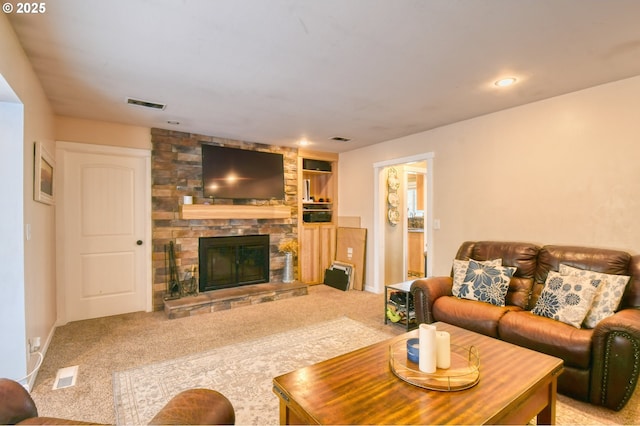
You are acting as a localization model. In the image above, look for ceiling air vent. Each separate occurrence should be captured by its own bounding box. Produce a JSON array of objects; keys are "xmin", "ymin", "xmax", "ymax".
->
[
  {"xmin": 330, "ymin": 136, "xmax": 351, "ymax": 142},
  {"xmin": 126, "ymin": 97, "xmax": 166, "ymax": 110}
]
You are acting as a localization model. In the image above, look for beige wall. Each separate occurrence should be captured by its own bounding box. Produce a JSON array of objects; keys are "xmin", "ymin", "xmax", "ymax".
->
[
  {"xmin": 56, "ymin": 115, "xmax": 151, "ymax": 149},
  {"xmin": 339, "ymin": 75, "xmax": 640, "ymax": 291},
  {"xmin": 0, "ymin": 13, "xmax": 56, "ymax": 382},
  {"xmin": 383, "ymin": 165, "xmax": 406, "ymax": 285}
]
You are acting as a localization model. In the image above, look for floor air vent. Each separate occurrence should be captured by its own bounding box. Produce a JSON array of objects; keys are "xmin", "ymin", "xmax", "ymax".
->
[{"xmin": 52, "ymin": 365, "xmax": 78, "ymax": 390}]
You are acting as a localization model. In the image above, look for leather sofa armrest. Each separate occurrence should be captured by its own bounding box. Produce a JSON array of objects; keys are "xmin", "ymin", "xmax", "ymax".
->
[
  {"xmin": 0, "ymin": 378, "xmax": 38, "ymax": 425},
  {"xmin": 411, "ymin": 276, "xmax": 453, "ymax": 324},
  {"xmin": 590, "ymin": 308, "xmax": 640, "ymax": 410},
  {"xmin": 148, "ymin": 388, "xmax": 235, "ymax": 425}
]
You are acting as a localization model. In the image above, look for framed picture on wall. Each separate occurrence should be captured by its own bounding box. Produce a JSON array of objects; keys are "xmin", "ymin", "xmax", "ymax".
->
[{"xmin": 34, "ymin": 141, "xmax": 55, "ymax": 205}]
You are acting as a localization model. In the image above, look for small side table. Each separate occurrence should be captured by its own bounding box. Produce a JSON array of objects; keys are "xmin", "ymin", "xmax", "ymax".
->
[{"xmin": 384, "ymin": 280, "xmax": 417, "ymax": 331}]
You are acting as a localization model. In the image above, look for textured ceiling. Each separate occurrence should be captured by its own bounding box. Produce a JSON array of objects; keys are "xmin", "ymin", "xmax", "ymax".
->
[{"xmin": 8, "ymin": 0, "xmax": 640, "ymax": 152}]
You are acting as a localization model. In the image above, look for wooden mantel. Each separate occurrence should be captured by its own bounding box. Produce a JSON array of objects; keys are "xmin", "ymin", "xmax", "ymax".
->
[{"xmin": 180, "ymin": 204, "xmax": 291, "ymax": 220}]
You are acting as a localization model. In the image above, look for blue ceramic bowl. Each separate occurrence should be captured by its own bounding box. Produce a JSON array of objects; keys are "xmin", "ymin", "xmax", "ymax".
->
[{"xmin": 407, "ymin": 338, "xmax": 420, "ymax": 363}]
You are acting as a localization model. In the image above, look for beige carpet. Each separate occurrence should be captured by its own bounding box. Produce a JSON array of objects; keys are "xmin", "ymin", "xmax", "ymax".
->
[
  {"xmin": 113, "ymin": 316, "xmax": 617, "ymax": 426},
  {"xmin": 29, "ymin": 285, "xmax": 640, "ymax": 424},
  {"xmin": 113, "ymin": 317, "xmax": 394, "ymax": 424}
]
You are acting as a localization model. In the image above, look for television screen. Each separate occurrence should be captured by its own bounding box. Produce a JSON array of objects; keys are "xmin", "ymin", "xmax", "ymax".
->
[{"xmin": 202, "ymin": 144, "xmax": 285, "ymax": 200}]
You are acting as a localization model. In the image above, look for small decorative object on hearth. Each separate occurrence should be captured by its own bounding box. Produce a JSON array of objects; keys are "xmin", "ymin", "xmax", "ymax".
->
[
  {"xmin": 279, "ymin": 240, "xmax": 298, "ymax": 283},
  {"xmin": 181, "ymin": 265, "xmax": 198, "ymax": 297},
  {"xmin": 164, "ymin": 241, "xmax": 181, "ymax": 300},
  {"xmin": 283, "ymin": 252, "xmax": 294, "ymax": 283}
]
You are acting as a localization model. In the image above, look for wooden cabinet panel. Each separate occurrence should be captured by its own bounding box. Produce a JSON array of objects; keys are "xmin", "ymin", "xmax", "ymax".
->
[
  {"xmin": 300, "ymin": 224, "xmax": 336, "ymax": 284},
  {"xmin": 318, "ymin": 225, "xmax": 337, "ymax": 275},
  {"xmin": 408, "ymin": 231, "xmax": 425, "ymax": 276},
  {"xmin": 300, "ymin": 226, "xmax": 319, "ymax": 283}
]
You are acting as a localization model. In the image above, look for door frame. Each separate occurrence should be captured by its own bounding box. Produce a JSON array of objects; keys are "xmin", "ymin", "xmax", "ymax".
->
[
  {"xmin": 372, "ymin": 152, "xmax": 434, "ymax": 293},
  {"xmin": 55, "ymin": 141, "xmax": 152, "ymax": 325}
]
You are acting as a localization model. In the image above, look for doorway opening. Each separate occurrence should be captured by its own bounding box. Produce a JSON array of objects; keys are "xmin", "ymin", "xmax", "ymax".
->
[
  {"xmin": 0, "ymin": 74, "xmax": 28, "ymax": 385},
  {"xmin": 372, "ymin": 153, "xmax": 434, "ymax": 293},
  {"xmin": 406, "ymin": 165, "xmax": 427, "ymax": 279}
]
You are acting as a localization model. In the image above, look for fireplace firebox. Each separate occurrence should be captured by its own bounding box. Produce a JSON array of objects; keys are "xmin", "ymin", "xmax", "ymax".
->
[{"xmin": 199, "ymin": 235, "xmax": 270, "ymax": 292}]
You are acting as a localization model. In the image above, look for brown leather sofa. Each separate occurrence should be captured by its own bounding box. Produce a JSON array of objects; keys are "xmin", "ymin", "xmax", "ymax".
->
[
  {"xmin": 411, "ymin": 241, "xmax": 640, "ymax": 411},
  {"xmin": 0, "ymin": 378, "xmax": 235, "ymax": 425}
]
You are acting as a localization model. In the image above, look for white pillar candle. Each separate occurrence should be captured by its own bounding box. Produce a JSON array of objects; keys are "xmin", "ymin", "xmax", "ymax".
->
[
  {"xmin": 183, "ymin": 195, "xmax": 193, "ymax": 204},
  {"xmin": 418, "ymin": 323, "xmax": 437, "ymax": 373},
  {"xmin": 436, "ymin": 331, "xmax": 451, "ymax": 369}
]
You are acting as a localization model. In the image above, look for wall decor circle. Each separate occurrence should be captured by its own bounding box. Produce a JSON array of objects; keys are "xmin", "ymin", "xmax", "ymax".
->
[{"xmin": 387, "ymin": 167, "xmax": 400, "ymax": 226}]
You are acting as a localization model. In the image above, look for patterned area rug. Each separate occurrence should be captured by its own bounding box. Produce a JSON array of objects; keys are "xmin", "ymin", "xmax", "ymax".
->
[
  {"xmin": 113, "ymin": 317, "xmax": 613, "ymax": 425},
  {"xmin": 113, "ymin": 317, "xmax": 394, "ymax": 425}
]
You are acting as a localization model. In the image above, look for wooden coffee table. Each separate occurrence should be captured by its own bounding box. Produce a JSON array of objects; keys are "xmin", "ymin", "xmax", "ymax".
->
[{"xmin": 273, "ymin": 322, "xmax": 563, "ymax": 425}]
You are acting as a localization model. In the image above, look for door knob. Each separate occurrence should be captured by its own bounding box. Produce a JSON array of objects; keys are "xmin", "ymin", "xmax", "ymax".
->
[{"xmin": 136, "ymin": 240, "xmax": 143, "ymax": 245}]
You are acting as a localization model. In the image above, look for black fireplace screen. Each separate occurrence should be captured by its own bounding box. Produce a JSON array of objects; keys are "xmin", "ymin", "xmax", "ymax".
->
[{"xmin": 199, "ymin": 235, "xmax": 269, "ymax": 292}]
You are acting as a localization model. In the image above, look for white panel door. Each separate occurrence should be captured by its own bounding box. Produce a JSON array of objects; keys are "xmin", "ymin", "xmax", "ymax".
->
[{"xmin": 59, "ymin": 144, "xmax": 149, "ymax": 322}]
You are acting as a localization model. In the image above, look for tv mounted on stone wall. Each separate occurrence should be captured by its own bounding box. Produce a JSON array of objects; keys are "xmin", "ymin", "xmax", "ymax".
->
[{"xmin": 202, "ymin": 144, "xmax": 285, "ymax": 200}]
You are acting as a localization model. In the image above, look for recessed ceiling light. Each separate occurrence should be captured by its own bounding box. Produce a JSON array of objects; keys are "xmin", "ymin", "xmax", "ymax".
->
[
  {"xmin": 494, "ymin": 77, "xmax": 517, "ymax": 87},
  {"xmin": 298, "ymin": 139, "xmax": 311, "ymax": 146}
]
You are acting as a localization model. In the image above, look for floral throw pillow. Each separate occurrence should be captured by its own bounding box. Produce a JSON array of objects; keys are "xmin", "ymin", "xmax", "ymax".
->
[
  {"xmin": 532, "ymin": 271, "xmax": 601, "ymax": 328},
  {"xmin": 559, "ymin": 264, "xmax": 630, "ymax": 328},
  {"xmin": 457, "ymin": 260, "xmax": 516, "ymax": 306},
  {"xmin": 452, "ymin": 258, "xmax": 502, "ymax": 297}
]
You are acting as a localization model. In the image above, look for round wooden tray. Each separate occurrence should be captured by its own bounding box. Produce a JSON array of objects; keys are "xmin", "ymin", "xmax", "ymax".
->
[{"xmin": 389, "ymin": 339, "xmax": 480, "ymax": 391}]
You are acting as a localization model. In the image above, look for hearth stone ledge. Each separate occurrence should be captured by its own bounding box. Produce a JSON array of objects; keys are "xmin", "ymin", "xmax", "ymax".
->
[{"xmin": 163, "ymin": 281, "xmax": 308, "ymax": 319}]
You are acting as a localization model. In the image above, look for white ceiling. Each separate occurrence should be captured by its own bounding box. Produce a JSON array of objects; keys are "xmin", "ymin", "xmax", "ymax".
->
[{"xmin": 8, "ymin": 0, "xmax": 640, "ymax": 152}]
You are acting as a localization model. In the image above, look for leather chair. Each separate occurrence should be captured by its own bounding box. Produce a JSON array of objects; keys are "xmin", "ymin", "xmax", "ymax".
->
[{"xmin": 0, "ymin": 378, "xmax": 235, "ymax": 425}]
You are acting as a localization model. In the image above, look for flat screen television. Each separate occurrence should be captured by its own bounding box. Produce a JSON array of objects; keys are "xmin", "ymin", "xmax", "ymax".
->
[{"xmin": 202, "ymin": 144, "xmax": 285, "ymax": 200}]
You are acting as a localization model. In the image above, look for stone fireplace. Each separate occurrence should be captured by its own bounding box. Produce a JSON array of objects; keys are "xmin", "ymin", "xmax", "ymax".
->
[
  {"xmin": 151, "ymin": 128, "xmax": 298, "ymax": 310},
  {"xmin": 199, "ymin": 235, "xmax": 270, "ymax": 292}
]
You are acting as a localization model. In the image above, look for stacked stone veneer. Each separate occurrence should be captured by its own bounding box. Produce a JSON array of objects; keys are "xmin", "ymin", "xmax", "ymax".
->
[{"xmin": 151, "ymin": 128, "xmax": 298, "ymax": 311}]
